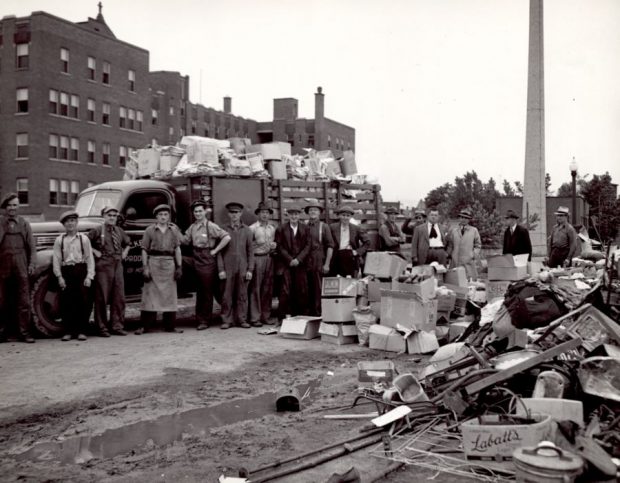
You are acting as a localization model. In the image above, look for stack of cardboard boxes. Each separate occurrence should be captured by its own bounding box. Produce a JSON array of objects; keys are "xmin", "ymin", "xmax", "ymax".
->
[
  {"xmin": 485, "ymin": 254, "xmax": 529, "ymax": 302},
  {"xmin": 319, "ymin": 277, "xmax": 360, "ymax": 345}
]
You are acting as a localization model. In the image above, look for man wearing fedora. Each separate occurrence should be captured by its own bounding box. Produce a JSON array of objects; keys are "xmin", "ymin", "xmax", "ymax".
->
[
  {"xmin": 329, "ymin": 205, "xmax": 370, "ymax": 277},
  {"xmin": 0, "ymin": 193, "xmax": 36, "ymax": 343},
  {"xmin": 547, "ymin": 206, "xmax": 578, "ymax": 268},
  {"xmin": 411, "ymin": 208, "xmax": 448, "ymax": 266},
  {"xmin": 136, "ymin": 204, "xmax": 183, "ymax": 334},
  {"xmin": 276, "ymin": 204, "xmax": 311, "ymax": 321},
  {"xmin": 52, "ymin": 211, "xmax": 95, "ymax": 341},
  {"xmin": 88, "ymin": 206, "xmax": 131, "ymax": 337},
  {"xmin": 249, "ymin": 201, "xmax": 277, "ymax": 326},
  {"xmin": 379, "ymin": 207, "xmax": 405, "ymax": 252},
  {"xmin": 402, "ymin": 209, "xmax": 427, "ymax": 236},
  {"xmin": 502, "ymin": 210, "xmax": 532, "ymax": 261},
  {"xmin": 182, "ymin": 200, "xmax": 230, "ymax": 330},
  {"xmin": 446, "ymin": 207, "xmax": 481, "ymax": 279},
  {"xmin": 218, "ymin": 202, "xmax": 254, "ymax": 329},
  {"xmin": 305, "ymin": 200, "xmax": 334, "ymax": 316}
]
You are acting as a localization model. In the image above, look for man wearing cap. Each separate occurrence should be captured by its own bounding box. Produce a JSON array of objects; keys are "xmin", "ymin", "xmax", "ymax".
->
[
  {"xmin": 276, "ymin": 204, "xmax": 311, "ymax": 320},
  {"xmin": 249, "ymin": 201, "xmax": 277, "ymax": 326},
  {"xmin": 53, "ymin": 211, "xmax": 95, "ymax": 341},
  {"xmin": 88, "ymin": 206, "xmax": 130, "ymax": 337},
  {"xmin": 182, "ymin": 200, "xmax": 230, "ymax": 330},
  {"xmin": 329, "ymin": 205, "xmax": 370, "ymax": 277},
  {"xmin": 379, "ymin": 207, "xmax": 405, "ymax": 252},
  {"xmin": 219, "ymin": 202, "xmax": 254, "ymax": 329},
  {"xmin": 402, "ymin": 209, "xmax": 426, "ymax": 236},
  {"xmin": 411, "ymin": 208, "xmax": 448, "ymax": 266},
  {"xmin": 547, "ymin": 206, "xmax": 578, "ymax": 268},
  {"xmin": 137, "ymin": 204, "xmax": 183, "ymax": 334},
  {"xmin": 305, "ymin": 200, "xmax": 334, "ymax": 316},
  {"xmin": 0, "ymin": 193, "xmax": 36, "ymax": 343},
  {"xmin": 502, "ymin": 210, "xmax": 532, "ymax": 261},
  {"xmin": 446, "ymin": 207, "xmax": 481, "ymax": 279}
]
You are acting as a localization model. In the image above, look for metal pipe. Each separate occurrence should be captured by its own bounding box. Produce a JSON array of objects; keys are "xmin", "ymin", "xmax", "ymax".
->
[
  {"xmin": 243, "ymin": 427, "xmax": 384, "ymax": 477},
  {"xmin": 249, "ymin": 433, "xmax": 384, "ymax": 483}
]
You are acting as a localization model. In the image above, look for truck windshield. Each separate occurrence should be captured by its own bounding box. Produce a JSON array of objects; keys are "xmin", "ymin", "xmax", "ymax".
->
[{"xmin": 75, "ymin": 190, "xmax": 122, "ymax": 217}]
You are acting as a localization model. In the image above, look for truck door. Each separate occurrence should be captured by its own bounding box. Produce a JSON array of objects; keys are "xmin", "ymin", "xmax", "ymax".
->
[{"xmin": 121, "ymin": 190, "xmax": 173, "ymax": 298}]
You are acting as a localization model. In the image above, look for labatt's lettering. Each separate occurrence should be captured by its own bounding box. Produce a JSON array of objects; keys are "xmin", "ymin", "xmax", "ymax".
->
[{"xmin": 471, "ymin": 429, "xmax": 521, "ymax": 452}]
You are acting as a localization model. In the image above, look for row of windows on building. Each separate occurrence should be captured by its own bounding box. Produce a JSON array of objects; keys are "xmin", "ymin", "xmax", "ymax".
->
[
  {"xmin": 14, "ymin": 87, "xmax": 144, "ymax": 131},
  {"xmin": 12, "ymin": 43, "xmax": 136, "ymax": 91},
  {"xmin": 14, "ymin": 132, "xmax": 132, "ymax": 167},
  {"xmin": 327, "ymin": 134, "xmax": 351, "ymax": 151},
  {"xmin": 15, "ymin": 177, "xmax": 95, "ymax": 207}
]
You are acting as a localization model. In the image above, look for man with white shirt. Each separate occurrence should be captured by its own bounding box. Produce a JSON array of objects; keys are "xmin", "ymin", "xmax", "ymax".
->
[
  {"xmin": 329, "ymin": 205, "xmax": 370, "ymax": 277},
  {"xmin": 275, "ymin": 204, "xmax": 310, "ymax": 321},
  {"xmin": 411, "ymin": 208, "xmax": 448, "ymax": 265},
  {"xmin": 249, "ymin": 201, "xmax": 277, "ymax": 326},
  {"xmin": 52, "ymin": 210, "xmax": 95, "ymax": 341}
]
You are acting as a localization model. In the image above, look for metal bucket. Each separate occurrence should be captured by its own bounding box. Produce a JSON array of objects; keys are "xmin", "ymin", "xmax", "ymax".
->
[
  {"xmin": 275, "ymin": 387, "xmax": 300, "ymax": 412},
  {"xmin": 513, "ymin": 442, "xmax": 584, "ymax": 483}
]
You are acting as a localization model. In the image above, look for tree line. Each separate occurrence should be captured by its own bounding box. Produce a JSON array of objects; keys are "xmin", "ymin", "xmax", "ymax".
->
[{"xmin": 423, "ymin": 171, "xmax": 620, "ymax": 247}]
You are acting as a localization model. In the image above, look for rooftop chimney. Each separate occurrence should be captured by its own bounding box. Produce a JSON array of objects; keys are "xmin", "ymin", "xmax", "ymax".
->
[
  {"xmin": 223, "ymin": 96, "xmax": 231, "ymax": 114},
  {"xmin": 314, "ymin": 87, "xmax": 324, "ymax": 120}
]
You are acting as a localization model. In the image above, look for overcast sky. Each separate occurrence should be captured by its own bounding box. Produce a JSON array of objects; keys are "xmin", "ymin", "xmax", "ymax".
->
[{"xmin": 5, "ymin": 0, "xmax": 620, "ymax": 207}]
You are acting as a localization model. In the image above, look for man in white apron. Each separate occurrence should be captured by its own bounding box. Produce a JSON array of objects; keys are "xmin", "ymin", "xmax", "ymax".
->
[{"xmin": 136, "ymin": 204, "xmax": 183, "ymax": 334}]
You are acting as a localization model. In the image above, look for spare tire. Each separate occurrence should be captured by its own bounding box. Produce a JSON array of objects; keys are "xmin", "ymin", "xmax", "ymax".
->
[{"xmin": 31, "ymin": 271, "xmax": 64, "ymax": 337}]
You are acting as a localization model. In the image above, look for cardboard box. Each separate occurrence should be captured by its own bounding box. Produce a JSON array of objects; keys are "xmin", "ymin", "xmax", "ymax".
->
[
  {"xmin": 527, "ymin": 261, "xmax": 543, "ymax": 276},
  {"xmin": 487, "ymin": 254, "xmax": 529, "ymax": 281},
  {"xmin": 367, "ymin": 280, "xmax": 391, "ymax": 302},
  {"xmin": 443, "ymin": 284, "xmax": 469, "ymax": 316},
  {"xmin": 279, "ymin": 316, "xmax": 322, "ymax": 340},
  {"xmin": 436, "ymin": 292, "xmax": 457, "ymax": 313},
  {"xmin": 181, "ymin": 136, "xmax": 219, "ymax": 165},
  {"xmin": 380, "ymin": 290, "xmax": 437, "ymax": 332},
  {"xmin": 357, "ymin": 360, "xmax": 396, "ymax": 386},
  {"xmin": 321, "ymin": 297, "xmax": 356, "ymax": 322},
  {"xmin": 391, "ymin": 277, "xmax": 436, "ymax": 302},
  {"xmin": 368, "ymin": 325, "xmax": 406, "ymax": 353},
  {"xmin": 461, "ymin": 414, "xmax": 554, "ymax": 460},
  {"xmin": 325, "ymin": 160, "xmax": 342, "ymax": 177},
  {"xmin": 248, "ymin": 142, "xmax": 291, "ymax": 161},
  {"xmin": 407, "ymin": 331, "xmax": 439, "ymax": 354},
  {"xmin": 319, "ymin": 322, "xmax": 358, "ymax": 345},
  {"xmin": 485, "ymin": 280, "xmax": 511, "ymax": 302},
  {"xmin": 136, "ymin": 148, "xmax": 160, "ymax": 176},
  {"xmin": 364, "ymin": 252, "xmax": 407, "ymax": 279},
  {"xmin": 340, "ymin": 150, "xmax": 358, "ymax": 176},
  {"xmin": 445, "ymin": 267, "xmax": 467, "ymax": 287},
  {"xmin": 160, "ymin": 154, "xmax": 181, "ymax": 171},
  {"xmin": 322, "ymin": 277, "xmax": 359, "ymax": 297}
]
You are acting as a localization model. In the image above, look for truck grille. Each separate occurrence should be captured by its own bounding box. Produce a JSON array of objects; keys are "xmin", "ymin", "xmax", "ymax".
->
[{"xmin": 36, "ymin": 235, "xmax": 57, "ymax": 250}]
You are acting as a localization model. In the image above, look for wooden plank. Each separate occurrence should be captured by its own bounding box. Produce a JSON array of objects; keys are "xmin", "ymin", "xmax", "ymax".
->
[{"xmin": 464, "ymin": 338, "xmax": 582, "ymax": 396}]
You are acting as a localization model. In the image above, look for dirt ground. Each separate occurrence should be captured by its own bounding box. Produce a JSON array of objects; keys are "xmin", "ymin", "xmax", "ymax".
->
[{"xmin": 0, "ymin": 301, "xmax": 480, "ymax": 483}]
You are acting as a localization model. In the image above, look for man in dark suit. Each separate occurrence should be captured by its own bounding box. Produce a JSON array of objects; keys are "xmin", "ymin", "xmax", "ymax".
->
[
  {"xmin": 329, "ymin": 205, "xmax": 370, "ymax": 277},
  {"xmin": 502, "ymin": 210, "xmax": 532, "ymax": 261},
  {"xmin": 275, "ymin": 204, "xmax": 310, "ymax": 321},
  {"xmin": 411, "ymin": 208, "xmax": 448, "ymax": 265}
]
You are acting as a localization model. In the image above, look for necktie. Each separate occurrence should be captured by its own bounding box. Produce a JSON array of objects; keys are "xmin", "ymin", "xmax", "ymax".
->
[
  {"xmin": 108, "ymin": 226, "xmax": 120, "ymax": 252},
  {"xmin": 461, "ymin": 226, "xmax": 465, "ymax": 236},
  {"xmin": 430, "ymin": 224, "xmax": 438, "ymax": 239}
]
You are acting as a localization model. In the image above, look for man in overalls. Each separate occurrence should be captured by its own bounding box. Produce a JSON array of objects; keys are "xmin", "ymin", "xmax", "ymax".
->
[
  {"xmin": 88, "ymin": 206, "xmax": 130, "ymax": 336},
  {"xmin": 136, "ymin": 204, "xmax": 183, "ymax": 334},
  {"xmin": 0, "ymin": 194, "xmax": 35, "ymax": 343},
  {"xmin": 249, "ymin": 201, "xmax": 277, "ymax": 327},
  {"xmin": 304, "ymin": 200, "xmax": 334, "ymax": 316},
  {"xmin": 182, "ymin": 200, "xmax": 230, "ymax": 330},
  {"xmin": 218, "ymin": 202, "xmax": 254, "ymax": 329},
  {"xmin": 52, "ymin": 211, "xmax": 95, "ymax": 341}
]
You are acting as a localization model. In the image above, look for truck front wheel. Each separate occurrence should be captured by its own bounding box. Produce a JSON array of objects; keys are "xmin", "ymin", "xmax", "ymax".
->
[{"xmin": 31, "ymin": 271, "xmax": 64, "ymax": 337}]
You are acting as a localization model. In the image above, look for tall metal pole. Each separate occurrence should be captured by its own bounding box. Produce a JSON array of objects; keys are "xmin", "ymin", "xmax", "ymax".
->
[{"xmin": 570, "ymin": 157, "xmax": 578, "ymax": 224}]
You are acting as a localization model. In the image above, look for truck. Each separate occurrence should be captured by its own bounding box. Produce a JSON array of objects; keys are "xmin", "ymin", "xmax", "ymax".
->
[{"xmin": 30, "ymin": 175, "xmax": 383, "ymax": 336}]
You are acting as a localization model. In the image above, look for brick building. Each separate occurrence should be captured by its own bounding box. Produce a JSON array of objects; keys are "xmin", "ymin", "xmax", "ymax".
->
[
  {"xmin": 0, "ymin": 8, "xmax": 355, "ymax": 220},
  {"xmin": 0, "ymin": 9, "xmax": 149, "ymax": 220}
]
